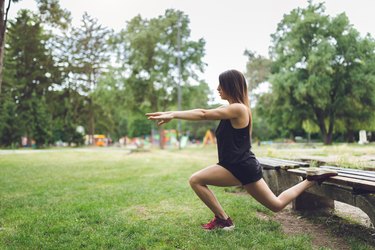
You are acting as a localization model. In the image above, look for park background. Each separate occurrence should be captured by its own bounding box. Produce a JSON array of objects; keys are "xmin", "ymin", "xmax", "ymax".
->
[
  {"xmin": 1, "ymin": 0, "xmax": 375, "ymax": 249},
  {"xmin": 0, "ymin": 0, "xmax": 374, "ymax": 148}
]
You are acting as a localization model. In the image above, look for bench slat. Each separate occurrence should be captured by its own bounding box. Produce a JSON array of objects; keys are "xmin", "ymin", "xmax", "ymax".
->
[
  {"xmin": 261, "ymin": 157, "xmax": 310, "ymax": 166},
  {"xmin": 320, "ymin": 166, "xmax": 375, "ymax": 177},
  {"xmin": 328, "ymin": 176, "xmax": 375, "ymax": 192},
  {"xmin": 334, "ymin": 173, "xmax": 375, "ymax": 182},
  {"xmin": 258, "ymin": 157, "xmax": 308, "ymax": 170}
]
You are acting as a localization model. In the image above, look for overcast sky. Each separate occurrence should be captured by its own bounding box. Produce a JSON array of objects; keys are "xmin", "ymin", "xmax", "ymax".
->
[{"xmin": 8, "ymin": 0, "xmax": 375, "ymax": 97}]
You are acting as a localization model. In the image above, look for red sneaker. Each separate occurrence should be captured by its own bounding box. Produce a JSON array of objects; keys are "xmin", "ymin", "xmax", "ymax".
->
[{"xmin": 201, "ymin": 216, "xmax": 235, "ymax": 231}]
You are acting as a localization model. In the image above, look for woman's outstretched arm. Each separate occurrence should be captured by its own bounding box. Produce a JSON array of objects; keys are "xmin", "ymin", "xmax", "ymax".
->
[{"xmin": 146, "ymin": 104, "xmax": 247, "ymax": 126}]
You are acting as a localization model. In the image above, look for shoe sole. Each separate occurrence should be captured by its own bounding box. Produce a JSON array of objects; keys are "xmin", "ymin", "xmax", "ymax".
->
[
  {"xmin": 202, "ymin": 225, "xmax": 235, "ymax": 231},
  {"xmin": 222, "ymin": 225, "xmax": 235, "ymax": 231}
]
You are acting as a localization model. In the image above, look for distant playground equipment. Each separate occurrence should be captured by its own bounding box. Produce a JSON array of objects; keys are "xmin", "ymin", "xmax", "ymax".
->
[
  {"xmin": 150, "ymin": 129, "xmax": 189, "ymax": 148},
  {"xmin": 84, "ymin": 134, "xmax": 110, "ymax": 146},
  {"xmin": 94, "ymin": 134, "xmax": 107, "ymax": 146},
  {"xmin": 202, "ymin": 130, "xmax": 216, "ymax": 146}
]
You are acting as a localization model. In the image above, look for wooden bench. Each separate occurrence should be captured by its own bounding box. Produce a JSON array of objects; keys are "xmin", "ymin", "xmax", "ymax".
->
[{"xmin": 258, "ymin": 157, "xmax": 375, "ymax": 227}]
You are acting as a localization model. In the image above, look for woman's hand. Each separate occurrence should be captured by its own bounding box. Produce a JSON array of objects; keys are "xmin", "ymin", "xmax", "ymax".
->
[{"xmin": 146, "ymin": 112, "xmax": 173, "ymax": 126}]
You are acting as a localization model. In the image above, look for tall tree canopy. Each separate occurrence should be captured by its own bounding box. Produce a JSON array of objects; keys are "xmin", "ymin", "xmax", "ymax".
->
[
  {"xmin": 113, "ymin": 9, "xmax": 207, "ymax": 148},
  {"xmin": 244, "ymin": 50, "xmax": 272, "ymax": 92},
  {"xmin": 64, "ymin": 12, "xmax": 111, "ymax": 143},
  {"xmin": 1, "ymin": 10, "xmax": 60, "ymax": 147},
  {"xmin": 268, "ymin": 1, "xmax": 375, "ymax": 144},
  {"xmin": 0, "ymin": 0, "xmax": 70, "ymax": 96}
]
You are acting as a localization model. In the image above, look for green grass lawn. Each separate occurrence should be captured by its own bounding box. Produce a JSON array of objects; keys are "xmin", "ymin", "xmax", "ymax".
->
[{"xmin": 0, "ymin": 145, "xmax": 373, "ymax": 249}]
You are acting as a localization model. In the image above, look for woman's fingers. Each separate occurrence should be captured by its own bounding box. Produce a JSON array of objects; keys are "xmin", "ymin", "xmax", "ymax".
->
[
  {"xmin": 146, "ymin": 112, "xmax": 166, "ymax": 117},
  {"xmin": 147, "ymin": 116, "xmax": 163, "ymax": 120},
  {"xmin": 145, "ymin": 112, "xmax": 171, "ymax": 126}
]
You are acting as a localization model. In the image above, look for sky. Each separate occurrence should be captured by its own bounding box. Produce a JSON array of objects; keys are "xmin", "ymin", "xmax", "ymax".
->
[{"xmin": 8, "ymin": 0, "xmax": 375, "ymax": 99}]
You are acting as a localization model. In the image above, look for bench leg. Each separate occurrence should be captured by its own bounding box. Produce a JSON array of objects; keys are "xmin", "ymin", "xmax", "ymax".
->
[
  {"xmin": 293, "ymin": 192, "xmax": 334, "ymax": 211},
  {"xmin": 356, "ymin": 194, "xmax": 375, "ymax": 227}
]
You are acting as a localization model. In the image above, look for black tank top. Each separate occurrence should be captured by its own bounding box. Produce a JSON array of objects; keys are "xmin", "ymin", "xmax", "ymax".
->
[{"xmin": 215, "ymin": 119, "xmax": 255, "ymax": 166}]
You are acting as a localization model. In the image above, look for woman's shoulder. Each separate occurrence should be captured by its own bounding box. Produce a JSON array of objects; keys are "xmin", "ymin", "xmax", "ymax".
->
[{"xmin": 228, "ymin": 103, "xmax": 248, "ymax": 112}]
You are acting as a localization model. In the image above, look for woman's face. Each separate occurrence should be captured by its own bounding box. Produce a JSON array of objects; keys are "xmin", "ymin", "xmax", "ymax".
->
[{"xmin": 217, "ymin": 84, "xmax": 228, "ymax": 100}]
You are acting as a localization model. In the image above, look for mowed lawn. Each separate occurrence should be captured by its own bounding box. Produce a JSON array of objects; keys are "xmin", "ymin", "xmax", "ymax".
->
[{"xmin": 0, "ymin": 145, "xmax": 370, "ymax": 249}]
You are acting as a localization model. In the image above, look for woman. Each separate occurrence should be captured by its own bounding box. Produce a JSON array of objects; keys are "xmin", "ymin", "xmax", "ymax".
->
[{"xmin": 146, "ymin": 69, "xmax": 337, "ymax": 231}]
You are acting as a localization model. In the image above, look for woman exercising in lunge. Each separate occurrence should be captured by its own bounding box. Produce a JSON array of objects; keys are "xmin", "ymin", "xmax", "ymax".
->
[{"xmin": 146, "ymin": 69, "xmax": 337, "ymax": 230}]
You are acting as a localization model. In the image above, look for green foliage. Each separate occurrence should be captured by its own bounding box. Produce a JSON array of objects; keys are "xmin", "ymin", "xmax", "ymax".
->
[
  {"xmin": 46, "ymin": 89, "xmax": 87, "ymax": 145},
  {"xmin": 244, "ymin": 50, "xmax": 272, "ymax": 91},
  {"xmin": 255, "ymin": 92, "xmax": 298, "ymax": 139},
  {"xmin": 114, "ymin": 9, "xmax": 207, "ymax": 114},
  {"xmin": 0, "ymin": 94, "xmax": 20, "ymax": 147},
  {"xmin": 29, "ymin": 92, "xmax": 52, "ymax": 147},
  {"xmin": 302, "ymin": 120, "xmax": 320, "ymax": 134},
  {"xmin": 267, "ymin": 2, "xmax": 375, "ymax": 144},
  {"xmin": 54, "ymin": 12, "xmax": 112, "ymax": 139},
  {"xmin": 2, "ymin": 10, "xmax": 59, "ymax": 147},
  {"xmin": 35, "ymin": 0, "xmax": 71, "ymax": 29},
  {"xmin": 252, "ymin": 108, "xmax": 278, "ymax": 141},
  {"xmin": 2, "ymin": 7, "xmax": 210, "ymax": 146},
  {"xmin": 129, "ymin": 118, "xmax": 151, "ymax": 138},
  {"xmin": 106, "ymin": 9, "xmax": 210, "ymax": 143},
  {"xmin": 92, "ymin": 68, "xmax": 130, "ymax": 140}
]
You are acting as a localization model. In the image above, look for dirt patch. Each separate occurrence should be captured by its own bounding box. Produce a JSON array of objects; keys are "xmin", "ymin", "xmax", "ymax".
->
[
  {"xmin": 257, "ymin": 205, "xmax": 351, "ymax": 250},
  {"xmin": 257, "ymin": 204, "xmax": 375, "ymax": 249}
]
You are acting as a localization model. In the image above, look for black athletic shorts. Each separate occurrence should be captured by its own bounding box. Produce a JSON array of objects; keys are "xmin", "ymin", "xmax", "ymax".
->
[{"xmin": 218, "ymin": 157, "xmax": 263, "ymax": 185}]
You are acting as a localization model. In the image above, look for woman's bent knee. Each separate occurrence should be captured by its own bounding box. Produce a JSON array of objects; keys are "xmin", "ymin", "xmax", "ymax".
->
[{"xmin": 188, "ymin": 174, "xmax": 199, "ymax": 186}]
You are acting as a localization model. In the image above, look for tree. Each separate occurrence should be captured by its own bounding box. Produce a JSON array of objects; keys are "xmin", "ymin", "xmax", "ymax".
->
[
  {"xmin": 243, "ymin": 50, "xmax": 272, "ymax": 92},
  {"xmin": 0, "ymin": 0, "xmax": 15, "ymax": 96},
  {"xmin": 0, "ymin": 94, "xmax": 20, "ymax": 147},
  {"xmin": 2, "ymin": 10, "xmax": 59, "ymax": 146},
  {"xmin": 93, "ymin": 68, "xmax": 130, "ymax": 141},
  {"xmin": 0, "ymin": 0, "xmax": 70, "ymax": 97},
  {"xmin": 254, "ymin": 91, "xmax": 297, "ymax": 140},
  {"xmin": 29, "ymin": 92, "xmax": 52, "ymax": 147},
  {"xmin": 114, "ymin": 9, "xmax": 206, "ymax": 148},
  {"xmin": 269, "ymin": 2, "xmax": 375, "ymax": 144},
  {"xmin": 65, "ymin": 12, "xmax": 111, "ymax": 144}
]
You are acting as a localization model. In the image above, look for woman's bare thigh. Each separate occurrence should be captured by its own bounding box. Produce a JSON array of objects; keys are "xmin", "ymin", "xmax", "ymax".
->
[
  {"xmin": 243, "ymin": 178, "xmax": 280, "ymax": 210},
  {"xmin": 191, "ymin": 164, "xmax": 242, "ymax": 187}
]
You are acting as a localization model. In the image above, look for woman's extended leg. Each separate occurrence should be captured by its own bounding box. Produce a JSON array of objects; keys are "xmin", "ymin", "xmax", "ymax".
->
[
  {"xmin": 189, "ymin": 165, "xmax": 241, "ymax": 219},
  {"xmin": 243, "ymin": 178, "xmax": 315, "ymax": 212}
]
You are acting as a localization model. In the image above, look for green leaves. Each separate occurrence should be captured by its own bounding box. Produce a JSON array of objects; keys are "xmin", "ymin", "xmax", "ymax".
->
[
  {"xmin": 1, "ymin": 10, "xmax": 58, "ymax": 147},
  {"xmin": 1, "ymin": 7, "xmax": 210, "ymax": 147},
  {"xmin": 265, "ymin": 2, "xmax": 375, "ymax": 144},
  {"xmin": 115, "ymin": 9, "xmax": 206, "ymax": 113}
]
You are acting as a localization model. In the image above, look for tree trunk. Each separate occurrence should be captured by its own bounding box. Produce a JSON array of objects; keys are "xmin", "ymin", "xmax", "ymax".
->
[
  {"xmin": 88, "ymin": 97, "xmax": 95, "ymax": 145},
  {"xmin": 0, "ymin": 0, "xmax": 11, "ymax": 97},
  {"xmin": 346, "ymin": 130, "xmax": 355, "ymax": 143},
  {"xmin": 323, "ymin": 133, "xmax": 333, "ymax": 145},
  {"xmin": 316, "ymin": 113, "xmax": 329, "ymax": 145},
  {"xmin": 315, "ymin": 109, "xmax": 334, "ymax": 145},
  {"xmin": 0, "ymin": 38, "xmax": 4, "ymax": 96},
  {"xmin": 0, "ymin": 0, "xmax": 6, "ymax": 96},
  {"xmin": 158, "ymin": 126, "xmax": 165, "ymax": 149},
  {"xmin": 89, "ymin": 100, "xmax": 95, "ymax": 145},
  {"xmin": 326, "ymin": 112, "xmax": 335, "ymax": 145}
]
